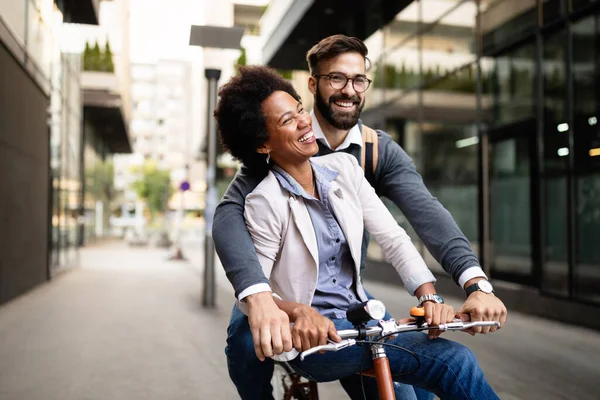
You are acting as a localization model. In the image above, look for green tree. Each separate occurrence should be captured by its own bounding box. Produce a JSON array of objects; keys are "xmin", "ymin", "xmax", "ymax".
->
[
  {"xmin": 384, "ymin": 64, "xmax": 396, "ymax": 88},
  {"xmin": 91, "ymin": 41, "xmax": 102, "ymax": 71},
  {"xmin": 103, "ymin": 40, "xmax": 115, "ymax": 72},
  {"xmin": 278, "ymin": 70, "xmax": 293, "ymax": 80},
  {"xmin": 83, "ymin": 42, "xmax": 92, "ymax": 71},
  {"xmin": 131, "ymin": 162, "xmax": 172, "ymax": 220},
  {"xmin": 85, "ymin": 159, "xmax": 119, "ymax": 232},
  {"xmin": 236, "ymin": 47, "xmax": 247, "ymax": 73},
  {"xmin": 85, "ymin": 160, "xmax": 116, "ymax": 204}
]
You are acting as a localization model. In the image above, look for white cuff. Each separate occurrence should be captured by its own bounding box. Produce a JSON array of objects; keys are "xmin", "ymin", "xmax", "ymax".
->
[
  {"xmin": 404, "ymin": 271, "xmax": 437, "ymax": 297},
  {"xmin": 238, "ymin": 283, "xmax": 272, "ymax": 302},
  {"xmin": 457, "ymin": 266, "xmax": 488, "ymax": 289}
]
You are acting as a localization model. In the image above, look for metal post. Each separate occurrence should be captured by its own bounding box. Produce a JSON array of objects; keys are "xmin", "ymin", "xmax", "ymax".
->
[
  {"xmin": 202, "ymin": 68, "xmax": 221, "ymax": 308},
  {"xmin": 475, "ymin": 0, "xmax": 491, "ymax": 276}
]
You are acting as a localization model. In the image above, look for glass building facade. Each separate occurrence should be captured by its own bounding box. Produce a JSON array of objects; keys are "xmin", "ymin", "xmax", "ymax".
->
[
  {"xmin": 361, "ymin": 0, "xmax": 600, "ymax": 305},
  {"xmin": 49, "ymin": 52, "xmax": 83, "ymax": 274},
  {"xmin": 1, "ymin": 0, "xmax": 124, "ymax": 278}
]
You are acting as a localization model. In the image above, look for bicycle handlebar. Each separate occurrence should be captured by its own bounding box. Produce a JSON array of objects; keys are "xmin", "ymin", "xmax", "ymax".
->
[{"xmin": 300, "ymin": 319, "xmax": 500, "ymax": 361}]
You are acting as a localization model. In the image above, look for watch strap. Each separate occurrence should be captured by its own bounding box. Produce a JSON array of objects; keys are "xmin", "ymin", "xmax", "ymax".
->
[{"xmin": 465, "ymin": 281, "xmax": 493, "ymax": 296}]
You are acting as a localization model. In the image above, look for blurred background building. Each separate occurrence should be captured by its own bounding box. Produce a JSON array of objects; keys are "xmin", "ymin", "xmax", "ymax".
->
[
  {"xmin": 260, "ymin": 0, "xmax": 600, "ymax": 319},
  {"xmin": 0, "ymin": 0, "xmax": 132, "ymax": 304},
  {"xmin": 0, "ymin": 0, "xmax": 267, "ymax": 305}
]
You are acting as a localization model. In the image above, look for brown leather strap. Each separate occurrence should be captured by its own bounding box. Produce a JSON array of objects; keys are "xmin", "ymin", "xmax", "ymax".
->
[{"xmin": 361, "ymin": 125, "xmax": 379, "ymax": 182}]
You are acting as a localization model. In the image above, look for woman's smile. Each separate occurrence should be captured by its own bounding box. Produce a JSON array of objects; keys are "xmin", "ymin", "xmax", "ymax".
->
[{"xmin": 298, "ymin": 130, "xmax": 315, "ymax": 144}]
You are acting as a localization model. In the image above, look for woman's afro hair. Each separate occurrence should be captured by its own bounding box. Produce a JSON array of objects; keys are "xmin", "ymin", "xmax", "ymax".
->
[{"xmin": 214, "ymin": 65, "xmax": 301, "ymax": 174}]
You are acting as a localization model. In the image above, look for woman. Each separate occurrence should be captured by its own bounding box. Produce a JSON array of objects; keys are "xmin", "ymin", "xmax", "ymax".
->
[{"xmin": 214, "ymin": 66, "xmax": 498, "ymax": 400}]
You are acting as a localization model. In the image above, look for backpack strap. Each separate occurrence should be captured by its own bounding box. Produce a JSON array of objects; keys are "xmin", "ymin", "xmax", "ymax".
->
[{"xmin": 361, "ymin": 125, "xmax": 379, "ymax": 184}]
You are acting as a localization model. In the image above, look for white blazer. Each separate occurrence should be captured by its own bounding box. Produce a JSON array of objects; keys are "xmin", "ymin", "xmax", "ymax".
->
[{"xmin": 238, "ymin": 153, "xmax": 435, "ymax": 315}]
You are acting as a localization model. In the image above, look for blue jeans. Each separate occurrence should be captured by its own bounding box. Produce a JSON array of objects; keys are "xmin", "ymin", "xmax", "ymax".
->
[{"xmin": 226, "ymin": 303, "xmax": 436, "ymax": 400}]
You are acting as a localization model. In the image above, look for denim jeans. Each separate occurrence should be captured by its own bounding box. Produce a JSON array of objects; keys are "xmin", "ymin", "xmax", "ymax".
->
[
  {"xmin": 287, "ymin": 316, "xmax": 499, "ymax": 400},
  {"xmin": 226, "ymin": 303, "xmax": 436, "ymax": 400}
]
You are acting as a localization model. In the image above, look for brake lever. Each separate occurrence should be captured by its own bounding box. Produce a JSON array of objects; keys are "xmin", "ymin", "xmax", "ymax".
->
[{"xmin": 300, "ymin": 339, "xmax": 357, "ymax": 361}]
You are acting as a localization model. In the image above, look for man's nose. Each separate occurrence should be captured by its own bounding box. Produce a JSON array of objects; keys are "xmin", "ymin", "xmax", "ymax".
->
[{"xmin": 340, "ymin": 79, "xmax": 356, "ymax": 97}]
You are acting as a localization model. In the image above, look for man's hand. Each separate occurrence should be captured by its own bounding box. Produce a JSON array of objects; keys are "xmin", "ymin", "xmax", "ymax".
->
[
  {"xmin": 422, "ymin": 302, "xmax": 455, "ymax": 339},
  {"xmin": 246, "ymin": 292, "xmax": 293, "ymax": 361},
  {"xmin": 290, "ymin": 305, "xmax": 341, "ymax": 352},
  {"xmin": 456, "ymin": 291, "xmax": 507, "ymax": 335}
]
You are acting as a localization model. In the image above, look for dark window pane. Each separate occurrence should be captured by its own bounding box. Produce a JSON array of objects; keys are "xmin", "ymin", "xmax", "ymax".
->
[
  {"xmin": 481, "ymin": 2, "xmax": 537, "ymax": 55},
  {"xmin": 487, "ymin": 42, "xmax": 536, "ymax": 126},
  {"xmin": 576, "ymin": 173, "xmax": 600, "ymax": 303},
  {"xmin": 490, "ymin": 135, "xmax": 533, "ymax": 276},
  {"xmin": 421, "ymin": 122, "xmax": 479, "ymax": 243},
  {"xmin": 573, "ymin": 14, "xmax": 600, "ymax": 304},
  {"xmin": 542, "ymin": 0, "xmax": 563, "ymax": 26},
  {"xmin": 541, "ymin": 28, "xmax": 569, "ymax": 295}
]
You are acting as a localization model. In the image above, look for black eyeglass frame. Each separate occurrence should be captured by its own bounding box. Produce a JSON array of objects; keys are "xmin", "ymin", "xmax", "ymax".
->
[{"xmin": 312, "ymin": 73, "xmax": 372, "ymax": 93}]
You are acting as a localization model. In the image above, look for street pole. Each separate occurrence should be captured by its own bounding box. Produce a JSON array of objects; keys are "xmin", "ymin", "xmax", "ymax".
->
[
  {"xmin": 202, "ymin": 68, "xmax": 221, "ymax": 308},
  {"xmin": 188, "ymin": 24, "xmax": 243, "ymax": 308}
]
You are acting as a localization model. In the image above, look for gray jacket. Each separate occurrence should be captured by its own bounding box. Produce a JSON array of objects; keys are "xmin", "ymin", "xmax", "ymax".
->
[{"xmin": 212, "ymin": 127, "xmax": 481, "ymax": 298}]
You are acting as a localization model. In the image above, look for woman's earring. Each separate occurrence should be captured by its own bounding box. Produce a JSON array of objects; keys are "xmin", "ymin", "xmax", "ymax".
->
[{"xmin": 266, "ymin": 150, "xmax": 271, "ymax": 164}]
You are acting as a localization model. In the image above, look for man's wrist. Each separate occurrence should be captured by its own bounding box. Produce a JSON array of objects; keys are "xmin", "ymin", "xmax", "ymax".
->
[
  {"xmin": 464, "ymin": 278, "xmax": 495, "ymax": 296},
  {"xmin": 464, "ymin": 277, "xmax": 486, "ymax": 290},
  {"xmin": 246, "ymin": 291, "xmax": 276, "ymax": 307},
  {"xmin": 290, "ymin": 304, "xmax": 313, "ymax": 322},
  {"xmin": 238, "ymin": 283, "xmax": 272, "ymax": 302}
]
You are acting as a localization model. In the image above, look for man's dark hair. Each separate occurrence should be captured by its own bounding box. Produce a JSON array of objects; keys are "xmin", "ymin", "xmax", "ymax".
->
[
  {"xmin": 306, "ymin": 34, "xmax": 369, "ymax": 75},
  {"xmin": 214, "ymin": 65, "xmax": 301, "ymax": 175}
]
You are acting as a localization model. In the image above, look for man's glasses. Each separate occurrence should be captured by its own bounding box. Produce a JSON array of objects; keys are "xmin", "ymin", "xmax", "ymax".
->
[{"xmin": 312, "ymin": 73, "xmax": 372, "ymax": 93}]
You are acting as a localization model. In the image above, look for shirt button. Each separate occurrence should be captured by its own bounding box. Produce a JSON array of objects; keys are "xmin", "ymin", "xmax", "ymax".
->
[
  {"xmin": 331, "ymin": 256, "xmax": 336, "ymax": 261},
  {"xmin": 349, "ymin": 294, "xmax": 353, "ymax": 299},
  {"xmin": 335, "ymin": 238, "xmax": 340, "ymax": 243},
  {"xmin": 333, "ymin": 279, "xmax": 337, "ymax": 284}
]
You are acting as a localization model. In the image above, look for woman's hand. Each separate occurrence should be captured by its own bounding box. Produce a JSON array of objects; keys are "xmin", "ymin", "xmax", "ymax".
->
[
  {"xmin": 422, "ymin": 301, "xmax": 455, "ymax": 339},
  {"xmin": 290, "ymin": 305, "xmax": 341, "ymax": 352}
]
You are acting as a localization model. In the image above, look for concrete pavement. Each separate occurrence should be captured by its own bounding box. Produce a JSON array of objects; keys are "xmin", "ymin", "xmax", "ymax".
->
[{"xmin": 0, "ymin": 239, "xmax": 599, "ymax": 400}]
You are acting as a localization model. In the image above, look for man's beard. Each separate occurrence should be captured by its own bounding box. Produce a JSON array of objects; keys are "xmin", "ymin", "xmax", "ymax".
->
[{"xmin": 315, "ymin": 86, "xmax": 364, "ymax": 130}]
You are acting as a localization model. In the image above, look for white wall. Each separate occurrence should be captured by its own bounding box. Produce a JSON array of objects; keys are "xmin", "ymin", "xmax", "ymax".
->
[{"xmin": 0, "ymin": 0, "xmax": 27, "ymax": 41}]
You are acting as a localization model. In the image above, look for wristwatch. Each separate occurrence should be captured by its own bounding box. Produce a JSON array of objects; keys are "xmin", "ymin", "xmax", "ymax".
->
[
  {"xmin": 465, "ymin": 280, "xmax": 494, "ymax": 296},
  {"xmin": 417, "ymin": 293, "xmax": 444, "ymax": 306}
]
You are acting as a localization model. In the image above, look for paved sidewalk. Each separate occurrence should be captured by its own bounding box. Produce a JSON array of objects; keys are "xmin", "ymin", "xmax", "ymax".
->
[{"xmin": 0, "ymin": 240, "xmax": 240, "ymax": 400}]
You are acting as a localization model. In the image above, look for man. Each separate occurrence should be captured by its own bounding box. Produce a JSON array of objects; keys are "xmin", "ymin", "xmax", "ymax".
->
[{"xmin": 213, "ymin": 35, "xmax": 507, "ymax": 399}]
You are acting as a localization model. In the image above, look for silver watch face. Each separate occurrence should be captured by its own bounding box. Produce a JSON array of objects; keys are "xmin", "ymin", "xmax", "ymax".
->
[
  {"xmin": 478, "ymin": 280, "xmax": 493, "ymax": 293},
  {"xmin": 420, "ymin": 294, "xmax": 444, "ymax": 305},
  {"xmin": 431, "ymin": 294, "xmax": 444, "ymax": 304}
]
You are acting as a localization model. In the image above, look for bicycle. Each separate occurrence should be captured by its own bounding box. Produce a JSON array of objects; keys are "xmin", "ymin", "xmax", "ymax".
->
[{"xmin": 272, "ymin": 300, "xmax": 500, "ymax": 400}]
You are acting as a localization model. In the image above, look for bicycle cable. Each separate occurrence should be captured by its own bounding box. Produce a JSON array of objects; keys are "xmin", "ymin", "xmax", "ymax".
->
[{"xmin": 355, "ymin": 337, "xmax": 421, "ymax": 400}]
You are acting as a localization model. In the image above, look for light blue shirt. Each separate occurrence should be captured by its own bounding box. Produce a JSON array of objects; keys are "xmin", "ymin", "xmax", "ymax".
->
[{"xmin": 272, "ymin": 161, "xmax": 361, "ymax": 319}]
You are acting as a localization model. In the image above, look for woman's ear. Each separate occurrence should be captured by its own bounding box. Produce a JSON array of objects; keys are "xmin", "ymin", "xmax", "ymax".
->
[{"xmin": 256, "ymin": 146, "xmax": 270, "ymax": 155}]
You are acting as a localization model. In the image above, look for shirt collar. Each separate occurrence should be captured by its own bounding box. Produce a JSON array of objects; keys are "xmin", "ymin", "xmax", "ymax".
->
[
  {"xmin": 310, "ymin": 110, "xmax": 362, "ymax": 151},
  {"xmin": 272, "ymin": 160, "xmax": 339, "ymax": 199}
]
